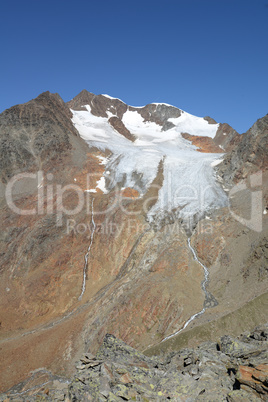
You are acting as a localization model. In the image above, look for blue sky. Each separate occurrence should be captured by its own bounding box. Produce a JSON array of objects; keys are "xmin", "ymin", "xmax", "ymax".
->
[{"xmin": 1, "ymin": 0, "xmax": 267, "ymax": 133}]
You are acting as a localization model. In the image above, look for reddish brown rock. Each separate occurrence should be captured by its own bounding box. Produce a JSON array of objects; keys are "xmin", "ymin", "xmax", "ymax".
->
[
  {"xmin": 214, "ymin": 122, "xmax": 240, "ymax": 152},
  {"xmin": 237, "ymin": 365, "xmax": 268, "ymax": 395},
  {"xmin": 119, "ymin": 372, "xmax": 133, "ymax": 384},
  {"xmin": 121, "ymin": 187, "xmax": 140, "ymax": 199},
  {"xmin": 181, "ymin": 133, "xmax": 223, "ymax": 153}
]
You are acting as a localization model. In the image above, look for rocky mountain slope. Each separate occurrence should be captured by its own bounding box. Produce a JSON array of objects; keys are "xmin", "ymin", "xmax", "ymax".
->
[
  {"xmin": 0, "ymin": 90, "xmax": 267, "ymax": 396},
  {"xmin": 1, "ymin": 323, "xmax": 267, "ymax": 400},
  {"xmin": 218, "ymin": 113, "xmax": 268, "ymax": 183},
  {"xmin": 0, "ymin": 92, "xmax": 81, "ymax": 186}
]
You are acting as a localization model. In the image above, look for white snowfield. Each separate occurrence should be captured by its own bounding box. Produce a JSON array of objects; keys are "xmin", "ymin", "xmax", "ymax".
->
[
  {"xmin": 101, "ymin": 94, "xmax": 124, "ymax": 102},
  {"xmin": 71, "ymin": 102, "xmax": 227, "ymax": 226},
  {"xmin": 122, "ymin": 109, "xmax": 219, "ymax": 140},
  {"xmin": 168, "ymin": 112, "xmax": 219, "ymax": 139}
]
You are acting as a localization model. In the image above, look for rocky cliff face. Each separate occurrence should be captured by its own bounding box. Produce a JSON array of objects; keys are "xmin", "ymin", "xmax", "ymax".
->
[
  {"xmin": 214, "ymin": 122, "xmax": 240, "ymax": 152},
  {"xmin": 0, "ymin": 90, "xmax": 267, "ymax": 396},
  {"xmin": 0, "ymin": 92, "xmax": 80, "ymax": 185},
  {"xmin": 218, "ymin": 114, "xmax": 268, "ymax": 184}
]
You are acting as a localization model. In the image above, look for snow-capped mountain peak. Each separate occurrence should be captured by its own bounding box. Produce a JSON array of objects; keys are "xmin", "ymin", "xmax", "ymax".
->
[{"xmin": 70, "ymin": 91, "xmax": 228, "ymax": 231}]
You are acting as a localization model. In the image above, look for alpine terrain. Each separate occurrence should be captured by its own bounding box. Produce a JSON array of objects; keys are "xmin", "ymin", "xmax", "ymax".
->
[{"xmin": 0, "ymin": 90, "xmax": 267, "ymax": 400}]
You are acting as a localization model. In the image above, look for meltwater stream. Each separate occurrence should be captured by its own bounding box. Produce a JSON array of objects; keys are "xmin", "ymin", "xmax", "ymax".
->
[
  {"xmin": 162, "ymin": 237, "xmax": 212, "ymax": 342},
  {"xmin": 78, "ymin": 199, "xmax": 96, "ymax": 301}
]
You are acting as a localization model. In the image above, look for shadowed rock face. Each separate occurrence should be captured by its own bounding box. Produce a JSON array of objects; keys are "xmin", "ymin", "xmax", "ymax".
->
[
  {"xmin": 214, "ymin": 122, "xmax": 240, "ymax": 151},
  {"xmin": 218, "ymin": 114, "xmax": 268, "ymax": 184},
  {"xmin": 0, "ymin": 90, "xmax": 267, "ymax": 396},
  {"xmin": 0, "ymin": 92, "xmax": 79, "ymax": 184}
]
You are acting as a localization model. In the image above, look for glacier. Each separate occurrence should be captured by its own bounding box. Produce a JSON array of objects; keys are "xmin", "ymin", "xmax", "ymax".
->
[{"xmin": 71, "ymin": 103, "xmax": 228, "ymax": 230}]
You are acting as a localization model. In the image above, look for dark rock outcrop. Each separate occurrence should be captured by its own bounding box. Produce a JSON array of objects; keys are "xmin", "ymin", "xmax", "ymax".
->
[
  {"xmin": 108, "ymin": 116, "xmax": 136, "ymax": 142},
  {"xmin": 0, "ymin": 91, "xmax": 79, "ymax": 184},
  {"xmin": 204, "ymin": 116, "xmax": 218, "ymax": 124},
  {"xmin": 214, "ymin": 122, "xmax": 240, "ymax": 151},
  {"xmin": 67, "ymin": 89, "xmax": 95, "ymax": 111},
  {"xmin": 129, "ymin": 103, "xmax": 182, "ymax": 131},
  {"xmin": 67, "ymin": 90, "xmax": 128, "ymax": 119},
  {"xmin": 218, "ymin": 114, "xmax": 268, "ymax": 184}
]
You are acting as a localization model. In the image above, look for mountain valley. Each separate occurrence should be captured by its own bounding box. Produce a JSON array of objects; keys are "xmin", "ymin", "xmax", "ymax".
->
[{"xmin": 0, "ymin": 90, "xmax": 267, "ymax": 400}]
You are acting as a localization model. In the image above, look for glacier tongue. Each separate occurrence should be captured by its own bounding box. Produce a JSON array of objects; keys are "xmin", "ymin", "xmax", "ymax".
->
[
  {"xmin": 147, "ymin": 152, "xmax": 227, "ymax": 229},
  {"xmin": 71, "ymin": 105, "xmax": 228, "ymax": 229}
]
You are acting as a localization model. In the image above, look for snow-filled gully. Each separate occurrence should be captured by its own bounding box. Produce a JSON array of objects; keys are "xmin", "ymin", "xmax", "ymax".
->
[
  {"xmin": 78, "ymin": 198, "xmax": 96, "ymax": 301},
  {"xmin": 162, "ymin": 237, "xmax": 216, "ymax": 342}
]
